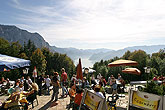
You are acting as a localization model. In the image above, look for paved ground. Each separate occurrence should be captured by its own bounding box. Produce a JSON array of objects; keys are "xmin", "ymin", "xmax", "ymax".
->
[{"xmin": 0, "ymin": 88, "xmax": 128, "ymax": 110}]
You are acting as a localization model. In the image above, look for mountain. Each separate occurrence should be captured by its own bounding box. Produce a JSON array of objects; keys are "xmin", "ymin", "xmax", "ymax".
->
[
  {"xmin": 52, "ymin": 46, "xmax": 112, "ymax": 60},
  {"xmin": 89, "ymin": 45, "xmax": 165, "ymax": 62},
  {"xmin": 0, "ymin": 24, "xmax": 165, "ymax": 66},
  {"xmin": 0, "ymin": 24, "xmax": 111, "ymax": 61},
  {"xmin": 0, "ymin": 24, "xmax": 50, "ymax": 49}
]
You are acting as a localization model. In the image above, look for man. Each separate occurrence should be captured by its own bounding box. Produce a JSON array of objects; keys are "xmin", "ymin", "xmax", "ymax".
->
[
  {"xmin": 61, "ymin": 68, "xmax": 68, "ymax": 97},
  {"xmin": 45, "ymin": 75, "xmax": 51, "ymax": 95},
  {"xmin": 51, "ymin": 72, "xmax": 60, "ymax": 101}
]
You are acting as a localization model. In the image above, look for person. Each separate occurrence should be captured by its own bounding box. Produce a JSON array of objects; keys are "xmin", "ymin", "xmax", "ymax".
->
[
  {"xmin": 14, "ymin": 79, "xmax": 20, "ymax": 87},
  {"xmin": 23, "ymin": 83, "xmax": 38, "ymax": 109},
  {"xmin": 6, "ymin": 78, "xmax": 11, "ymax": 89},
  {"xmin": 45, "ymin": 75, "xmax": 51, "ymax": 95},
  {"xmin": 0, "ymin": 77, "xmax": 6, "ymax": 84},
  {"xmin": 118, "ymin": 74, "xmax": 125, "ymax": 93},
  {"xmin": 26, "ymin": 76, "xmax": 33, "ymax": 90},
  {"xmin": 109, "ymin": 75, "xmax": 114, "ymax": 86},
  {"xmin": 99, "ymin": 82, "xmax": 106, "ymax": 98},
  {"xmin": 37, "ymin": 75, "xmax": 44, "ymax": 96},
  {"xmin": 3, "ymin": 87, "xmax": 21, "ymax": 109},
  {"xmin": 51, "ymin": 72, "xmax": 60, "ymax": 101},
  {"xmin": 159, "ymin": 75, "xmax": 164, "ymax": 81},
  {"xmin": 94, "ymin": 84, "xmax": 105, "ymax": 98},
  {"xmin": 74, "ymin": 87, "xmax": 83, "ymax": 110},
  {"xmin": 97, "ymin": 73, "xmax": 102, "ymax": 80},
  {"xmin": 153, "ymin": 76, "xmax": 158, "ymax": 81},
  {"xmin": 15, "ymin": 83, "xmax": 24, "ymax": 92},
  {"xmin": 71, "ymin": 74, "xmax": 77, "ymax": 85},
  {"xmin": 91, "ymin": 74, "xmax": 96, "ymax": 85},
  {"xmin": 60, "ymin": 68, "xmax": 68, "ymax": 97},
  {"xmin": 111, "ymin": 77, "xmax": 117, "ymax": 96},
  {"xmin": 20, "ymin": 76, "xmax": 25, "ymax": 84},
  {"xmin": 82, "ymin": 77, "xmax": 89, "ymax": 89},
  {"xmin": 101, "ymin": 76, "xmax": 107, "ymax": 87},
  {"xmin": 68, "ymin": 83, "xmax": 76, "ymax": 104}
]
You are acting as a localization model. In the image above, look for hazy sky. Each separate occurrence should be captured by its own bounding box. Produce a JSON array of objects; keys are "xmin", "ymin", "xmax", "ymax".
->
[{"xmin": 0, "ymin": 0, "xmax": 165, "ymax": 50}]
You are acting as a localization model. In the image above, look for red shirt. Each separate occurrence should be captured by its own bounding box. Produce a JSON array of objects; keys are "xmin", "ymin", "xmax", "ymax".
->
[
  {"xmin": 61, "ymin": 72, "xmax": 67, "ymax": 82},
  {"xmin": 74, "ymin": 93, "xmax": 83, "ymax": 106}
]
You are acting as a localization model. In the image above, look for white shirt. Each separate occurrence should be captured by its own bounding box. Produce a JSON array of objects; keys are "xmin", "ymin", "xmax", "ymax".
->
[
  {"xmin": 45, "ymin": 78, "xmax": 51, "ymax": 87},
  {"xmin": 96, "ymin": 92, "xmax": 105, "ymax": 98}
]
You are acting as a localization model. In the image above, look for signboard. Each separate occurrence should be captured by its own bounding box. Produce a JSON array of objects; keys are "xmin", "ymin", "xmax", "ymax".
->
[
  {"xmin": 128, "ymin": 90, "xmax": 163, "ymax": 110},
  {"xmin": 79, "ymin": 89, "xmax": 106, "ymax": 110},
  {"xmin": 132, "ymin": 91, "xmax": 159, "ymax": 110}
]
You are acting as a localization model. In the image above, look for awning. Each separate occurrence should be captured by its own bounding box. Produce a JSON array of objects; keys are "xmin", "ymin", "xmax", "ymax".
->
[{"xmin": 0, "ymin": 54, "xmax": 30, "ymax": 71}]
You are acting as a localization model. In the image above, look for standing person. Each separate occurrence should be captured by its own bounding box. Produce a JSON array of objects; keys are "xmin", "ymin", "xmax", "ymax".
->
[
  {"xmin": 37, "ymin": 75, "xmax": 44, "ymax": 96},
  {"xmin": 45, "ymin": 75, "xmax": 51, "ymax": 95},
  {"xmin": 26, "ymin": 76, "xmax": 33, "ymax": 90},
  {"xmin": 51, "ymin": 72, "xmax": 60, "ymax": 101},
  {"xmin": 61, "ymin": 68, "xmax": 68, "ymax": 97}
]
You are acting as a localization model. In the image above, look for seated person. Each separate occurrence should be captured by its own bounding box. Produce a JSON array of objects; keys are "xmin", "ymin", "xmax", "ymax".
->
[
  {"xmin": 99, "ymin": 82, "xmax": 106, "ymax": 98},
  {"xmin": 6, "ymin": 78, "xmax": 11, "ymax": 89},
  {"xmin": 82, "ymin": 77, "xmax": 89, "ymax": 89},
  {"xmin": 74, "ymin": 87, "xmax": 83, "ymax": 110},
  {"xmin": 0, "ymin": 77, "xmax": 6, "ymax": 84},
  {"xmin": 3, "ymin": 87, "xmax": 21, "ymax": 109},
  {"xmin": 69, "ymin": 83, "xmax": 76, "ymax": 102},
  {"xmin": 94, "ymin": 85, "xmax": 105, "ymax": 98},
  {"xmin": 111, "ymin": 77, "xmax": 117, "ymax": 96}
]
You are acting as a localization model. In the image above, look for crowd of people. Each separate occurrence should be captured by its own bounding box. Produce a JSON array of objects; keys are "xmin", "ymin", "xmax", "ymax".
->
[{"xmin": 0, "ymin": 68, "xmax": 126, "ymax": 110}]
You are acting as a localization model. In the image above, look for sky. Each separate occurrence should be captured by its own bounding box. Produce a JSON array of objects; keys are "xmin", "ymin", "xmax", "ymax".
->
[{"xmin": 0, "ymin": 0, "xmax": 165, "ymax": 50}]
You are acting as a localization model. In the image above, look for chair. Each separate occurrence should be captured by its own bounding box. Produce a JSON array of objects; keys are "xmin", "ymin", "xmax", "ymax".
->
[{"xmin": 26, "ymin": 91, "xmax": 38, "ymax": 108}]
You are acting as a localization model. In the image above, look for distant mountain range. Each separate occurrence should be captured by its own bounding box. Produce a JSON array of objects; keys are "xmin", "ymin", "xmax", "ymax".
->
[
  {"xmin": 89, "ymin": 45, "xmax": 165, "ymax": 62},
  {"xmin": 0, "ymin": 24, "xmax": 165, "ymax": 65}
]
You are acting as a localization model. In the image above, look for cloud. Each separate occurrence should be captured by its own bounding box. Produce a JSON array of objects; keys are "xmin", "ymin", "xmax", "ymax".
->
[{"xmin": 8, "ymin": 0, "xmax": 165, "ymax": 49}]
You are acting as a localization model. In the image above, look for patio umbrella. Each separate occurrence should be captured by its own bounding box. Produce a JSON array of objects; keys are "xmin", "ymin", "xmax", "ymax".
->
[
  {"xmin": 76, "ymin": 58, "xmax": 83, "ymax": 80},
  {"xmin": 0, "ymin": 54, "xmax": 30, "ymax": 71},
  {"xmin": 108, "ymin": 59, "xmax": 138, "ymax": 67},
  {"xmin": 122, "ymin": 68, "xmax": 141, "ymax": 75}
]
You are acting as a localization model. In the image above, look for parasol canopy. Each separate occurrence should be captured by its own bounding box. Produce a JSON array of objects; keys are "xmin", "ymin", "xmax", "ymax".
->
[
  {"xmin": 76, "ymin": 58, "xmax": 83, "ymax": 80},
  {"xmin": 108, "ymin": 59, "xmax": 138, "ymax": 67},
  {"xmin": 122, "ymin": 68, "xmax": 141, "ymax": 75},
  {"xmin": 0, "ymin": 54, "xmax": 30, "ymax": 71}
]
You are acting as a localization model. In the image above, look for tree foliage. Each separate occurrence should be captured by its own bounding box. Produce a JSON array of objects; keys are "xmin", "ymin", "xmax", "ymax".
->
[
  {"xmin": 93, "ymin": 49, "xmax": 165, "ymax": 82},
  {"xmin": 0, "ymin": 38, "xmax": 75, "ymax": 80}
]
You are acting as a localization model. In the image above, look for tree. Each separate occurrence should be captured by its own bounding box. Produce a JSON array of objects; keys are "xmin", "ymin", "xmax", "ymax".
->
[
  {"xmin": 24, "ymin": 40, "xmax": 36, "ymax": 58},
  {"xmin": 129, "ymin": 50, "xmax": 147, "ymax": 80},
  {"xmin": 0, "ymin": 38, "xmax": 10, "ymax": 55},
  {"xmin": 159, "ymin": 59, "xmax": 165, "ymax": 76},
  {"xmin": 8, "ymin": 41, "xmax": 22, "ymax": 57},
  {"xmin": 122, "ymin": 50, "xmax": 131, "ymax": 60},
  {"xmin": 19, "ymin": 52, "xmax": 28, "ymax": 59},
  {"xmin": 31, "ymin": 48, "xmax": 47, "ymax": 75}
]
